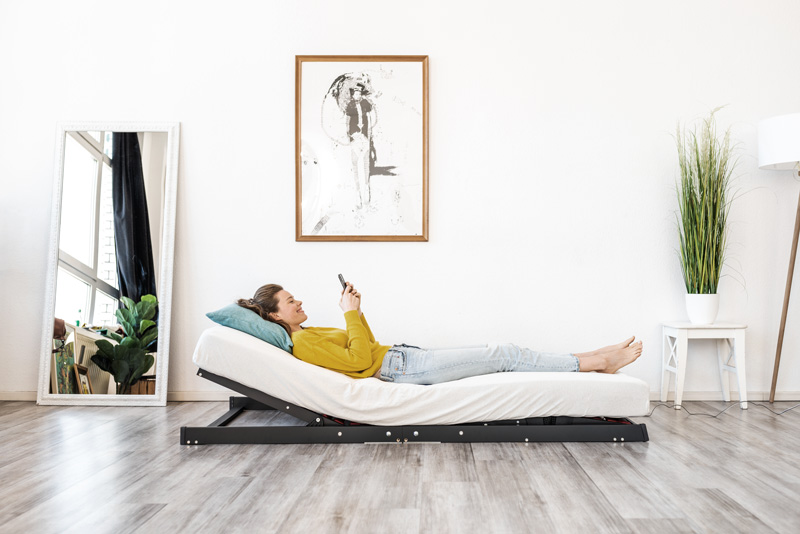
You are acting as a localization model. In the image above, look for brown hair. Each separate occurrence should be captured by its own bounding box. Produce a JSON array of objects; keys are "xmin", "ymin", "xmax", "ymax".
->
[{"xmin": 237, "ymin": 284, "xmax": 291, "ymax": 336}]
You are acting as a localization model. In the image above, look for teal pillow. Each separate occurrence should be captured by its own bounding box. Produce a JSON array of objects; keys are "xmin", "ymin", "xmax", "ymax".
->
[{"xmin": 206, "ymin": 304, "xmax": 293, "ymax": 352}]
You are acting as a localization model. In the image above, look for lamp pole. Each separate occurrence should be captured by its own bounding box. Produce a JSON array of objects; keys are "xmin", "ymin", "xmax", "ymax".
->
[{"xmin": 771, "ymin": 185, "xmax": 800, "ymax": 402}]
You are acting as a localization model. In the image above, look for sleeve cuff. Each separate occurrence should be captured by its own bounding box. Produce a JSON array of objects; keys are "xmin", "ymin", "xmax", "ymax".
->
[{"xmin": 344, "ymin": 310, "xmax": 361, "ymax": 323}]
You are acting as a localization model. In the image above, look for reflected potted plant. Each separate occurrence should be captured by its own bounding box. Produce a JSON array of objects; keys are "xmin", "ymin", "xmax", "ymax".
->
[
  {"xmin": 676, "ymin": 109, "xmax": 738, "ymax": 324},
  {"xmin": 91, "ymin": 295, "xmax": 158, "ymax": 394}
]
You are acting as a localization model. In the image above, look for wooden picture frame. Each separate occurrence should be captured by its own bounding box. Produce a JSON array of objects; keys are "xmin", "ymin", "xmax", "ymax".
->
[
  {"xmin": 296, "ymin": 55, "xmax": 429, "ymax": 241},
  {"xmin": 74, "ymin": 364, "xmax": 93, "ymax": 395}
]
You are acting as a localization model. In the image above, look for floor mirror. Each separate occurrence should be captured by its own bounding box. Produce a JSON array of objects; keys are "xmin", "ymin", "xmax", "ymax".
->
[{"xmin": 37, "ymin": 122, "xmax": 180, "ymax": 406}]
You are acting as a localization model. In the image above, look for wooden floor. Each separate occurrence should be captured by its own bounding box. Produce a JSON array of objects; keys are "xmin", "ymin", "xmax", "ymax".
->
[{"xmin": 1, "ymin": 400, "xmax": 799, "ymax": 534}]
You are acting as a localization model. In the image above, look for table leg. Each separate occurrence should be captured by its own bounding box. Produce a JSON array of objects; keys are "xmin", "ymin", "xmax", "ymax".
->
[
  {"xmin": 717, "ymin": 339, "xmax": 732, "ymax": 402},
  {"xmin": 733, "ymin": 330, "xmax": 747, "ymax": 409},
  {"xmin": 674, "ymin": 330, "xmax": 688, "ymax": 409},
  {"xmin": 661, "ymin": 330, "xmax": 672, "ymax": 403}
]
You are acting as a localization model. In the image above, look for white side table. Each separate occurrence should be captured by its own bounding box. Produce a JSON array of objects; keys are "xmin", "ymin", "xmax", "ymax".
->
[{"xmin": 661, "ymin": 322, "xmax": 748, "ymax": 409}]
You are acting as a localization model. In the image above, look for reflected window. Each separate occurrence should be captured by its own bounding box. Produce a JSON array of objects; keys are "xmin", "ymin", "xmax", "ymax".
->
[
  {"xmin": 60, "ymin": 135, "xmax": 98, "ymax": 268},
  {"xmin": 54, "ymin": 268, "xmax": 90, "ymax": 327},
  {"xmin": 94, "ymin": 290, "xmax": 119, "ymax": 327},
  {"xmin": 57, "ymin": 131, "xmax": 120, "ymax": 327},
  {"xmin": 97, "ymin": 162, "xmax": 117, "ymax": 290}
]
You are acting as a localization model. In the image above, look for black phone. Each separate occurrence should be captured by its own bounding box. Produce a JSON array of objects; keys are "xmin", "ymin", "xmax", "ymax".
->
[{"xmin": 338, "ymin": 273, "xmax": 347, "ymax": 290}]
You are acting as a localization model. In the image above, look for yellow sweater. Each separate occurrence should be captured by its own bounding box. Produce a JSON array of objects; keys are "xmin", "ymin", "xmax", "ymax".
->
[{"xmin": 291, "ymin": 311, "xmax": 391, "ymax": 378}]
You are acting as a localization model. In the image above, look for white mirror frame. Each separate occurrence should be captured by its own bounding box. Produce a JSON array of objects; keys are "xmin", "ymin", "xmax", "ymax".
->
[{"xmin": 37, "ymin": 121, "xmax": 180, "ymax": 406}]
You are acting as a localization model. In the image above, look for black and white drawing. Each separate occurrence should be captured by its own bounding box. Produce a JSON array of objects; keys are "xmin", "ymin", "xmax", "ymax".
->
[{"xmin": 296, "ymin": 56, "xmax": 428, "ymax": 241}]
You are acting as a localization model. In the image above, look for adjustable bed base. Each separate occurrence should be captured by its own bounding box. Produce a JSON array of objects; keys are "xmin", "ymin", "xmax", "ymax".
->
[{"xmin": 180, "ymin": 367, "xmax": 649, "ymax": 445}]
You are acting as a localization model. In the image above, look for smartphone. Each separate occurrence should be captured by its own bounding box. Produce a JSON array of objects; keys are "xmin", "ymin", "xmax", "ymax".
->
[{"xmin": 338, "ymin": 273, "xmax": 347, "ymax": 290}]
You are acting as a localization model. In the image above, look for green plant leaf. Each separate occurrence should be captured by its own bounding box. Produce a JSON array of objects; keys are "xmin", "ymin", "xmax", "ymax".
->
[
  {"xmin": 130, "ymin": 353, "xmax": 155, "ymax": 384},
  {"xmin": 140, "ymin": 331, "xmax": 158, "ymax": 350},
  {"xmin": 112, "ymin": 360, "xmax": 132, "ymax": 386},
  {"xmin": 120, "ymin": 296, "xmax": 136, "ymax": 310},
  {"xmin": 95, "ymin": 339, "xmax": 116, "ymax": 356},
  {"xmin": 120, "ymin": 319, "xmax": 136, "ymax": 338},
  {"xmin": 90, "ymin": 354, "xmax": 114, "ymax": 374},
  {"xmin": 139, "ymin": 320, "xmax": 156, "ymax": 335},
  {"xmin": 139, "ymin": 302, "xmax": 157, "ymax": 321},
  {"xmin": 120, "ymin": 335, "xmax": 142, "ymax": 349},
  {"xmin": 117, "ymin": 307, "xmax": 133, "ymax": 325},
  {"xmin": 104, "ymin": 331, "xmax": 123, "ymax": 343}
]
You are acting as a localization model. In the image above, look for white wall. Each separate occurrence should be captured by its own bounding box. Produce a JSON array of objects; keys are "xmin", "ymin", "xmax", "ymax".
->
[{"xmin": 2, "ymin": 0, "xmax": 800, "ymax": 401}]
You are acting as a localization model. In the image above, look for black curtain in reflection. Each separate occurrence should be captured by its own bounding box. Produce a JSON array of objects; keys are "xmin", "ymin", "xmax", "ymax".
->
[{"xmin": 111, "ymin": 133, "xmax": 157, "ymax": 306}]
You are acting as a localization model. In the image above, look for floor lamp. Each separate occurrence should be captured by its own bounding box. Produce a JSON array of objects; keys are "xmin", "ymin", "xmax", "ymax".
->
[{"xmin": 758, "ymin": 113, "xmax": 800, "ymax": 403}]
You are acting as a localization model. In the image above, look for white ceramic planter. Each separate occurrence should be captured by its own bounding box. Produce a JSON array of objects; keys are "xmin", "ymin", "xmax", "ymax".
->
[{"xmin": 685, "ymin": 293, "xmax": 719, "ymax": 324}]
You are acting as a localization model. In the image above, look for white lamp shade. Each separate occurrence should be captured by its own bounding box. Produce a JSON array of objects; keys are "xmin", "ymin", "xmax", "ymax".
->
[{"xmin": 759, "ymin": 113, "xmax": 800, "ymax": 170}]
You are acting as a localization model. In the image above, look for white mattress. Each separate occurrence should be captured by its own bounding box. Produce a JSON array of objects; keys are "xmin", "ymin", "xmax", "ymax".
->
[{"xmin": 193, "ymin": 326, "xmax": 650, "ymax": 426}]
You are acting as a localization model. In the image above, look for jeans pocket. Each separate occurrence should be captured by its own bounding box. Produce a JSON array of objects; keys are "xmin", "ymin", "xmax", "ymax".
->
[{"xmin": 388, "ymin": 348, "xmax": 407, "ymax": 375}]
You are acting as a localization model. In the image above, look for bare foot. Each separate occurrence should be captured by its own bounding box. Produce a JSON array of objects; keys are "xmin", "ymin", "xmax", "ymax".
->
[
  {"xmin": 575, "ymin": 336, "xmax": 636, "ymax": 359},
  {"xmin": 601, "ymin": 342, "xmax": 643, "ymax": 374}
]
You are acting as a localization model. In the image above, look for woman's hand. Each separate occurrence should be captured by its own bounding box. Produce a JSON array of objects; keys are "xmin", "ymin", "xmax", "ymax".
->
[{"xmin": 339, "ymin": 282, "xmax": 362, "ymax": 315}]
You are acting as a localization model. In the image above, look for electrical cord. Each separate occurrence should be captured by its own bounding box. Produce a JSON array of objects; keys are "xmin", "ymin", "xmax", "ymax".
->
[{"xmin": 639, "ymin": 401, "xmax": 800, "ymax": 418}]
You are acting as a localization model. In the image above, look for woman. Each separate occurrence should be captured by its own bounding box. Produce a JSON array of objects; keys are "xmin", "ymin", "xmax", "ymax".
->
[{"xmin": 237, "ymin": 283, "xmax": 642, "ymax": 385}]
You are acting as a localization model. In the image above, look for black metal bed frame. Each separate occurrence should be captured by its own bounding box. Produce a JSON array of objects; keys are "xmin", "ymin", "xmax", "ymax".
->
[{"xmin": 180, "ymin": 368, "xmax": 649, "ymax": 445}]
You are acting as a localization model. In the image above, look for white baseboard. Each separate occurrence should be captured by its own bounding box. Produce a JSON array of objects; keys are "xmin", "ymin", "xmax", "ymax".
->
[
  {"xmin": 0, "ymin": 392, "xmax": 37, "ymax": 401},
  {"xmin": 3, "ymin": 390, "xmax": 799, "ymax": 403},
  {"xmin": 167, "ymin": 391, "xmax": 231, "ymax": 402}
]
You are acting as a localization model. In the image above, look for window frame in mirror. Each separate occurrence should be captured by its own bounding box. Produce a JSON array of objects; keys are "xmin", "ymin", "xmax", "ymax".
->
[{"xmin": 37, "ymin": 121, "xmax": 180, "ymax": 406}]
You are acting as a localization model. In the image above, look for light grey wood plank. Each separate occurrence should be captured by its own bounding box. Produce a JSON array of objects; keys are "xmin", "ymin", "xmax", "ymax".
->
[
  {"xmin": 419, "ymin": 481, "xmax": 489, "ymax": 534},
  {"xmin": 473, "ymin": 454, "xmax": 558, "ymax": 532},
  {"xmin": 623, "ymin": 517, "xmax": 699, "ymax": 533},
  {"xmin": 471, "ymin": 441, "xmax": 531, "ymax": 462},
  {"xmin": 145, "ymin": 447, "xmax": 327, "ymax": 534},
  {"xmin": 62, "ymin": 503, "xmax": 166, "ymax": 534},
  {"xmin": 271, "ymin": 443, "xmax": 424, "ymax": 534},
  {"xmin": 419, "ymin": 442, "xmax": 478, "ymax": 483},
  {"xmin": 564, "ymin": 442, "xmax": 687, "ymax": 520},
  {"xmin": 360, "ymin": 508, "xmax": 420, "ymax": 534},
  {"xmin": 667, "ymin": 487, "xmax": 778, "ymax": 533},
  {"xmin": 516, "ymin": 443, "xmax": 633, "ymax": 533}
]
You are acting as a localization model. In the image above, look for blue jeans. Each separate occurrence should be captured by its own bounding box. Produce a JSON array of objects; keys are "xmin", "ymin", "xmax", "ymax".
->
[{"xmin": 378, "ymin": 343, "xmax": 580, "ymax": 385}]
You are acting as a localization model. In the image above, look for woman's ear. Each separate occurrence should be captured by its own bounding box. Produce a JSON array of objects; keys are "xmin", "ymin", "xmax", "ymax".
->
[{"xmin": 268, "ymin": 311, "xmax": 279, "ymax": 321}]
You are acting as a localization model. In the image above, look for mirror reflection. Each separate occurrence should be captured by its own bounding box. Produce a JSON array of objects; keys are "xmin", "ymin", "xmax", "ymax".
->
[{"xmin": 48, "ymin": 129, "xmax": 168, "ymax": 398}]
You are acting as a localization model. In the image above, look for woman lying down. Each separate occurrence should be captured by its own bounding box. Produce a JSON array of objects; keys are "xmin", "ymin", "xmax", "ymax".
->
[{"xmin": 237, "ymin": 282, "xmax": 642, "ymax": 385}]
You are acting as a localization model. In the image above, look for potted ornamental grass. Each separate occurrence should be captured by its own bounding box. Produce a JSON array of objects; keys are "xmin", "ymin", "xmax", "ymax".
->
[{"xmin": 676, "ymin": 108, "xmax": 739, "ymax": 324}]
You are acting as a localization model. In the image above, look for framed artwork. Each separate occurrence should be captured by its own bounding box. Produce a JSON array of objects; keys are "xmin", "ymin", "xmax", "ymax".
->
[
  {"xmin": 74, "ymin": 364, "xmax": 93, "ymax": 394},
  {"xmin": 295, "ymin": 55, "xmax": 429, "ymax": 241}
]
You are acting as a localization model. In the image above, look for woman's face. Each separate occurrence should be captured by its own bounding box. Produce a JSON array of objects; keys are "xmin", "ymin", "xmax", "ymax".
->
[{"xmin": 272, "ymin": 290, "xmax": 307, "ymax": 331}]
